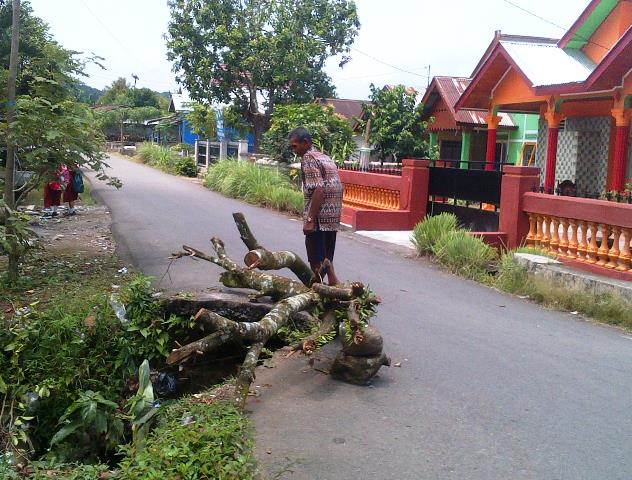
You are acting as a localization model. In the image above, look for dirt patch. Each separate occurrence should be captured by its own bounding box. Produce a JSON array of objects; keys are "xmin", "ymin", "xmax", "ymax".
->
[{"xmin": 26, "ymin": 205, "xmax": 116, "ymax": 257}]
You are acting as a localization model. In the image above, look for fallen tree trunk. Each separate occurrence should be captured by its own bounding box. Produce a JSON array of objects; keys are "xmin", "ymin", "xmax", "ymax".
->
[
  {"xmin": 171, "ymin": 212, "xmax": 388, "ymax": 407},
  {"xmin": 233, "ymin": 212, "xmax": 314, "ymax": 286}
]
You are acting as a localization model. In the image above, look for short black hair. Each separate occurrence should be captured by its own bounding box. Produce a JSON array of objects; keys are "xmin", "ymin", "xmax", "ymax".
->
[{"xmin": 288, "ymin": 126, "xmax": 312, "ymax": 143}]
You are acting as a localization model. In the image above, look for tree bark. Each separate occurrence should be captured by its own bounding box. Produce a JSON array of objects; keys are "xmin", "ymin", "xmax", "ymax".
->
[
  {"xmin": 233, "ymin": 212, "xmax": 314, "ymax": 286},
  {"xmin": 4, "ymin": 0, "xmax": 21, "ymax": 285},
  {"xmin": 167, "ymin": 291, "xmax": 319, "ymax": 407}
]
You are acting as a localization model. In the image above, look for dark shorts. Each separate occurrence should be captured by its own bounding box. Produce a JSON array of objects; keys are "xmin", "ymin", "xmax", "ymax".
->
[{"xmin": 305, "ymin": 230, "xmax": 337, "ymax": 265}]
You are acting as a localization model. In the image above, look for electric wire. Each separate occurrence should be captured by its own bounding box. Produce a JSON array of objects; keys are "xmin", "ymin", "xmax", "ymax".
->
[{"xmin": 501, "ymin": 0, "xmax": 611, "ymax": 52}]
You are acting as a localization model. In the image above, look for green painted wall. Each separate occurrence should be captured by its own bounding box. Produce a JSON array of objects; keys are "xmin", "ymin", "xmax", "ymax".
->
[{"xmin": 507, "ymin": 113, "xmax": 539, "ymax": 165}]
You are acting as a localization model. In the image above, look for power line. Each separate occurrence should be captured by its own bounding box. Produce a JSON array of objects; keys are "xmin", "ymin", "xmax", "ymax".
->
[
  {"xmin": 500, "ymin": 0, "xmax": 610, "ymax": 52},
  {"xmin": 78, "ymin": 0, "xmax": 154, "ymax": 70},
  {"xmin": 350, "ymin": 47, "xmax": 430, "ymax": 79},
  {"xmin": 337, "ymin": 66, "xmax": 431, "ymax": 82}
]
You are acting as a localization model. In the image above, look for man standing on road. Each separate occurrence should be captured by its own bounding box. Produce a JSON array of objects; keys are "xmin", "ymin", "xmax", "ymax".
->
[{"xmin": 289, "ymin": 127, "xmax": 342, "ymax": 286}]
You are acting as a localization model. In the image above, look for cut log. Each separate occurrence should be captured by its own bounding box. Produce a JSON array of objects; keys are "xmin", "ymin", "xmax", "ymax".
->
[
  {"xmin": 329, "ymin": 351, "xmax": 391, "ymax": 386},
  {"xmin": 171, "ymin": 212, "xmax": 388, "ymax": 405},
  {"xmin": 291, "ymin": 309, "xmax": 337, "ymax": 354},
  {"xmin": 161, "ymin": 292, "xmax": 315, "ymax": 326},
  {"xmin": 233, "ymin": 212, "xmax": 314, "ymax": 286},
  {"xmin": 340, "ymin": 324, "xmax": 384, "ymax": 357}
]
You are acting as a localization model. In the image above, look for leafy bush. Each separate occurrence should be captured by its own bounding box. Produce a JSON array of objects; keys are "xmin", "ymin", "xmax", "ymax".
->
[
  {"xmin": 262, "ymin": 103, "xmax": 355, "ymax": 163},
  {"xmin": 432, "ymin": 230, "xmax": 497, "ymax": 280},
  {"xmin": 411, "ymin": 213, "xmax": 459, "ymax": 255},
  {"xmin": 204, "ymin": 160, "xmax": 303, "ymax": 214},
  {"xmin": 0, "ymin": 274, "xmax": 192, "ymax": 460},
  {"xmin": 134, "ymin": 142, "xmax": 197, "ymax": 177},
  {"xmin": 117, "ymin": 397, "xmax": 256, "ymax": 479},
  {"xmin": 173, "ymin": 156, "xmax": 198, "ymax": 177},
  {"xmin": 361, "ymin": 84, "xmax": 435, "ymax": 160}
]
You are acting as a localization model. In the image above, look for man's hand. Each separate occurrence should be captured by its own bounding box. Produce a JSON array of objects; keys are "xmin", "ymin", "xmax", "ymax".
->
[{"xmin": 303, "ymin": 217, "xmax": 316, "ymax": 234}]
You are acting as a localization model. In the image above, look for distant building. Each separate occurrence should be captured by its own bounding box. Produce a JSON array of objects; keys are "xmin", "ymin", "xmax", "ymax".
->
[
  {"xmin": 168, "ymin": 93, "xmax": 254, "ymax": 151},
  {"xmin": 422, "ymin": 76, "xmax": 538, "ymax": 168}
]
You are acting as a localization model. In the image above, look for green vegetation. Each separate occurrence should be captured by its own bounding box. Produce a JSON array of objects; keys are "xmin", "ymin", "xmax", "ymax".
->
[
  {"xmin": 494, "ymin": 252, "xmax": 632, "ymax": 329},
  {"xmin": 411, "ymin": 213, "xmax": 459, "ymax": 255},
  {"xmin": 0, "ymin": 242, "xmax": 256, "ymax": 476},
  {"xmin": 263, "ymin": 103, "xmax": 356, "ymax": 163},
  {"xmin": 204, "ymin": 159, "xmax": 303, "ymax": 214},
  {"xmin": 412, "ymin": 214, "xmax": 632, "ymax": 329},
  {"xmin": 135, "ymin": 142, "xmax": 197, "ymax": 177},
  {"xmin": 117, "ymin": 396, "xmax": 255, "ymax": 480},
  {"xmin": 431, "ymin": 230, "xmax": 497, "ymax": 280},
  {"xmin": 166, "ymin": 0, "xmax": 359, "ymax": 149},
  {"xmin": 361, "ymin": 84, "xmax": 436, "ymax": 161}
]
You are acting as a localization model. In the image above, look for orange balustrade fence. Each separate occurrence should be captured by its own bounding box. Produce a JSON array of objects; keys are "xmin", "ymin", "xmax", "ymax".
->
[
  {"xmin": 523, "ymin": 193, "xmax": 632, "ymax": 273},
  {"xmin": 343, "ymin": 184, "xmax": 400, "ymax": 210},
  {"xmin": 338, "ymin": 169, "xmax": 403, "ymax": 211}
]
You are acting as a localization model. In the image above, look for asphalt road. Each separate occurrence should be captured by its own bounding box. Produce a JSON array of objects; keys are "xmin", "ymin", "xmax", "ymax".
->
[{"xmin": 90, "ymin": 154, "xmax": 632, "ymax": 480}]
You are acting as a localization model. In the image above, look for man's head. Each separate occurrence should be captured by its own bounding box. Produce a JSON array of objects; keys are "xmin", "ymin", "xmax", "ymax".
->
[{"xmin": 289, "ymin": 127, "xmax": 312, "ymax": 157}]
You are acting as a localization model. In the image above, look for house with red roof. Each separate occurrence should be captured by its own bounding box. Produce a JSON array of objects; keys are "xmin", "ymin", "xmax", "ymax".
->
[
  {"xmin": 456, "ymin": 0, "xmax": 632, "ymax": 195},
  {"xmin": 422, "ymin": 76, "xmax": 539, "ymax": 169}
]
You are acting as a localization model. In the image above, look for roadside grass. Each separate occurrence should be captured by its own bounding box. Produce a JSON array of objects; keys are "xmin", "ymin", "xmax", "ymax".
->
[
  {"xmin": 412, "ymin": 214, "xmax": 632, "ymax": 330},
  {"xmin": 410, "ymin": 213, "xmax": 459, "ymax": 255},
  {"xmin": 431, "ymin": 229, "xmax": 497, "ymax": 281},
  {"xmin": 0, "ymin": 241, "xmax": 256, "ymax": 477},
  {"xmin": 204, "ymin": 159, "xmax": 303, "ymax": 214},
  {"xmin": 117, "ymin": 395, "xmax": 255, "ymax": 480},
  {"xmin": 134, "ymin": 142, "xmax": 197, "ymax": 177}
]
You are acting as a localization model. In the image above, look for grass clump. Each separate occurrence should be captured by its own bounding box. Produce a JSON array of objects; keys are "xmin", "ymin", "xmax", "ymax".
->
[
  {"xmin": 494, "ymin": 252, "xmax": 632, "ymax": 330},
  {"xmin": 204, "ymin": 159, "xmax": 303, "ymax": 214},
  {"xmin": 117, "ymin": 396, "xmax": 255, "ymax": 480},
  {"xmin": 411, "ymin": 213, "xmax": 459, "ymax": 255},
  {"xmin": 134, "ymin": 142, "xmax": 197, "ymax": 177},
  {"xmin": 431, "ymin": 230, "xmax": 497, "ymax": 280}
]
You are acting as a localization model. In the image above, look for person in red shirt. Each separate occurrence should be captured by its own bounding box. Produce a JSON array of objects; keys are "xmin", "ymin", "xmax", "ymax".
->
[{"xmin": 43, "ymin": 165, "xmax": 69, "ymax": 217}]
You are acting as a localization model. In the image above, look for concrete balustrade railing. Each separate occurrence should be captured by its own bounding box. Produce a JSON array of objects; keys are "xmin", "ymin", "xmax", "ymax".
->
[
  {"xmin": 523, "ymin": 193, "xmax": 632, "ymax": 275},
  {"xmin": 338, "ymin": 159, "xmax": 429, "ymax": 230}
]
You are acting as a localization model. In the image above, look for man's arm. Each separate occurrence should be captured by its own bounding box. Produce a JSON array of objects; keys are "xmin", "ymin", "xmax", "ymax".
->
[{"xmin": 304, "ymin": 187, "xmax": 324, "ymax": 233}]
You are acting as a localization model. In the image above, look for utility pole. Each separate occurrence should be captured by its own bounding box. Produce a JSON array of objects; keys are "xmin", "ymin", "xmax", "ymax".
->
[
  {"xmin": 4, "ymin": 0, "xmax": 21, "ymax": 285},
  {"xmin": 4, "ymin": 0, "xmax": 20, "ymax": 209}
]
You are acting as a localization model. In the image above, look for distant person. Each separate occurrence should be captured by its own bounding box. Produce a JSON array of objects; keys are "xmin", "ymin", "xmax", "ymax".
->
[
  {"xmin": 558, "ymin": 180, "xmax": 576, "ymax": 197},
  {"xmin": 62, "ymin": 169, "xmax": 82, "ymax": 216},
  {"xmin": 43, "ymin": 165, "xmax": 70, "ymax": 217},
  {"xmin": 289, "ymin": 126, "xmax": 343, "ymax": 286}
]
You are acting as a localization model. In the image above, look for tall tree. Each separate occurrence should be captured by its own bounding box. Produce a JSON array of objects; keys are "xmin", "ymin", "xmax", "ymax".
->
[
  {"xmin": 362, "ymin": 84, "xmax": 434, "ymax": 162},
  {"xmin": 165, "ymin": 0, "xmax": 360, "ymax": 151},
  {"xmin": 3, "ymin": 0, "xmax": 20, "ymax": 284}
]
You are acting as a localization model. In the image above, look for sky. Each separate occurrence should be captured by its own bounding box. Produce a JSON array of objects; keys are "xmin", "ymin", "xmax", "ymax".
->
[{"xmin": 28, "ymin": 0, "xmax": 590, "ymax": 100}]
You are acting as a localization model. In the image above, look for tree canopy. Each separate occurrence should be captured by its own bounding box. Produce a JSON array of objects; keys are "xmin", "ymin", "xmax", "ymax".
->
[
  {"xmin": 262, "ymin": 103, "xmax": 355, "ymax": 163},
  {"xmin": 362, "ymin": 84, "xmax": 434, "ymax": 161},
  {"xmin": 165, "ymin": 0, "xmax": 360, "ymax": 150},
  {"xmin": 0, "ymin": 1, "xmax": 117, "ymax": 199}
]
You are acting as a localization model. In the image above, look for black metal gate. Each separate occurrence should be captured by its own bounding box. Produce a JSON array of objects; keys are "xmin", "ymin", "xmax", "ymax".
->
[{"xmin": 427, "ymin": 163, "xmax": 503, "ymax": 232}]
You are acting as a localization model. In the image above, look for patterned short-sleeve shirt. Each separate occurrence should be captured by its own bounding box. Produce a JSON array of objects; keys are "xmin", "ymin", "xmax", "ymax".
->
[{"xmin": 301, "ymin": 148, "xmax": 343, "ymax": 231}]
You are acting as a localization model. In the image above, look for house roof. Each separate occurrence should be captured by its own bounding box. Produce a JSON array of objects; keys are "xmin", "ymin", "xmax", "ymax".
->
[
  {"xmin": 169, "ymin": 93, "xmax": 194, "ymax": 113},
  {"xmin": 423, "ymin": 76, "xmax": 516, "ymax": 129},
  {"xmin": 318, "ymin": 98, "xmax": 367, "ymax": 129},
  {"xmin": 559, "ymin": 0, "xmax": 618, "ymax": 49},
  {"xmin": 500, "ymin": 38, "xmax": 595, "ymax": 87}
]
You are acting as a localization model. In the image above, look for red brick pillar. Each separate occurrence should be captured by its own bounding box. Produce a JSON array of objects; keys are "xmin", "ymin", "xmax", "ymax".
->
[
  {"xmin": 499, "ymin": 165, "xmax": 541, "ymax": 249},
  {"xmin": 485, "ymin": 111, "xmax": 501, "ymax": 171},
  {"xmin": 543, "ymin": 126, "xmax": 559, "ymax": 193},
  {"xmin": 401, "ymin": 159, "xmax": 429, "ymax": 228},
  {"xmin": 611, "ymin": 108, "xmax": 631, "ymax": 191}
]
